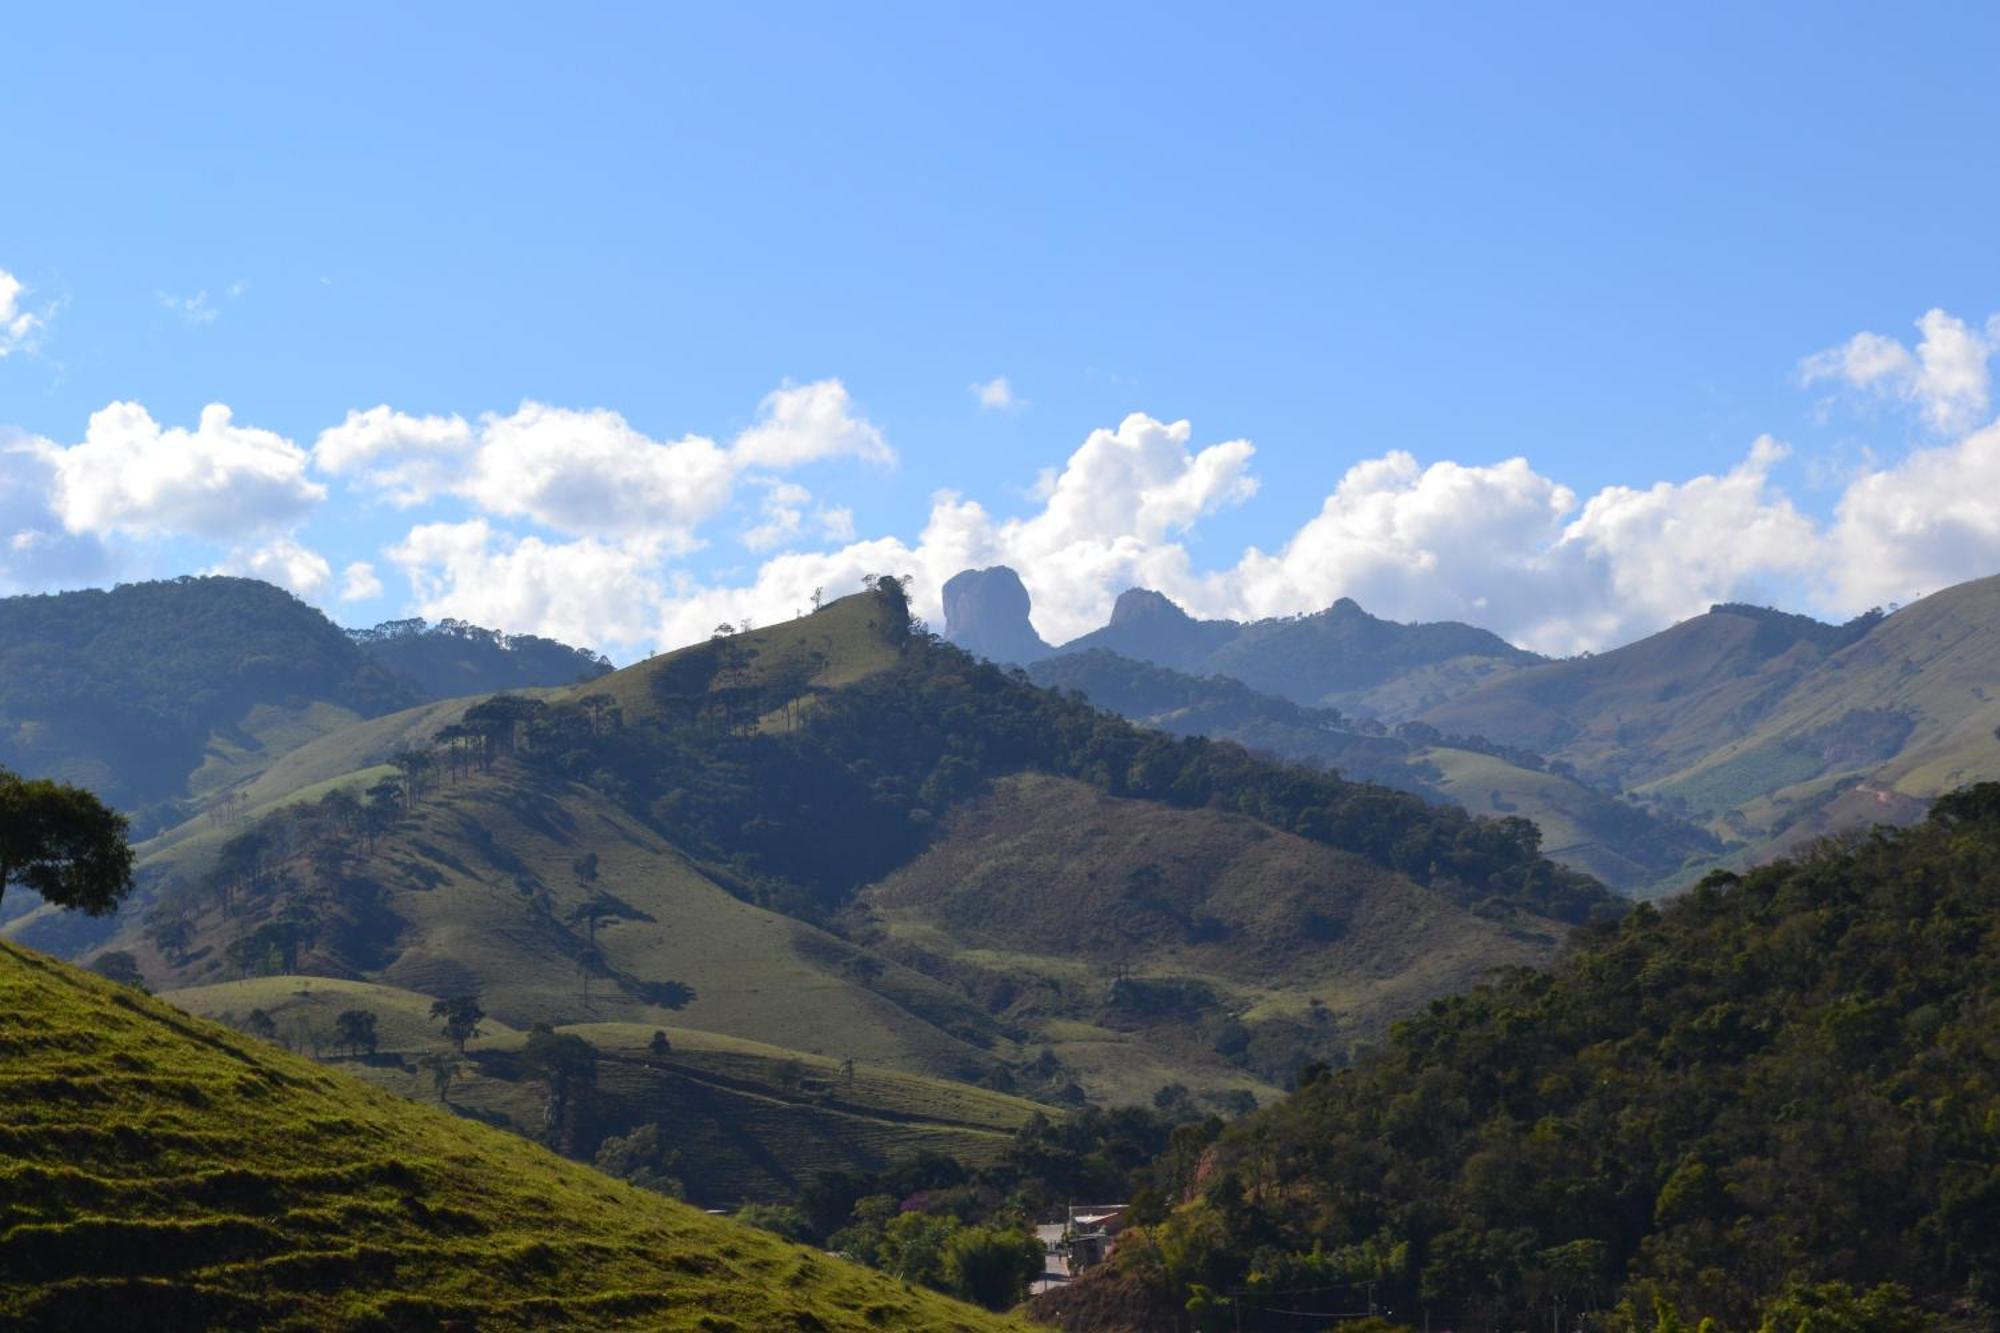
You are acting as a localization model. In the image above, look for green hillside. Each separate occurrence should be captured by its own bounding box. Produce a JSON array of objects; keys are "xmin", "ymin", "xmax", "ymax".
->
[
  {"xmin": 23, "ymin": 584, "xmax": 1612, "ymax": 1223},
  {"xmin": 0, "ymin": 577, "xmax": 419, "ymax": 820},
  {"xmin": 1029, "ymin": 650, "xmax": 1719, "ymax": 892},
  {"xmin": 1037, "ymin": 785, "xmax": 2000, "ymax": 1331},
  {"xmin": 0, "ymin": 938, "xmax": 1028, "ymax": 1331},
  {"xmin": 850, "ymin": 773, "xmax": 1564, "ymax": 1100},
  {"xmin": 349, "ymin": 617, "xmax": 613, "ymax": 699},
  {"xmin": 162, "ymin": 976, "xmax": 1043, "ymax": 1204}
]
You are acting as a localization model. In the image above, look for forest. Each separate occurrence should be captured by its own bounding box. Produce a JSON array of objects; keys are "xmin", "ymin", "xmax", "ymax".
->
[{"xmin": 1036, "ymin": 784, "xmax": 2000, "ymax": 1330}]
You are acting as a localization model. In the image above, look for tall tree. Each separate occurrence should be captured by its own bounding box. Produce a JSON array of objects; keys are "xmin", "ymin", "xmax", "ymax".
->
[
  {"xmin": 0, "ymin": 768, "xmax": 135, "ymax": 915},
  {"xmin": 429, "ymin": 994, "xmax": 485, "ymax": 1053}
]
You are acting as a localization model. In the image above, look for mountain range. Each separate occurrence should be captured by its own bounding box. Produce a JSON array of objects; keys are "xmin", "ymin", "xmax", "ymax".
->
[{"xmin": 949, "ymin": 565, "xmax": 2000, "ymax": 890}]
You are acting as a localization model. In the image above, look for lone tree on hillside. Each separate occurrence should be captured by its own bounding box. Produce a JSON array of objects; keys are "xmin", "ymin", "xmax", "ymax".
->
[
  {"xmin": 521, "ymin": 1023, "xmax": 598, "ymax": 1153},
  {"xmin": 335, "ymin": 1008, "xmax": 379, "ymax": 1057},
  {"xmin": 89, "ymin": 950, "xmax": 148, "ymax": 991},
  {"xmin": 0, "ymin": 768, "xmax": 135, "ymax": 916},
  {"xmin": 429, "ymin": 994, "xmax": 485, "ymax": 1053}
]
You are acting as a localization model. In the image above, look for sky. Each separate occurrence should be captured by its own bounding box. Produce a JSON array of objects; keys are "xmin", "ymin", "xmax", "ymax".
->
[{"xmin": 3, "ymin": 3, "xmax": 1999, "ymax": 661}]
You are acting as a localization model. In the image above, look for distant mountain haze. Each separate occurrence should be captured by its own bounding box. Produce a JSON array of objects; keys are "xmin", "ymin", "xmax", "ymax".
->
[
  {"xmin": 956, "ymin": 563, "xmax": 2000, "ymax": 889},
  {"xmin": 939, "ymin": 566, "xmax": 1051, "ymax": 664}
]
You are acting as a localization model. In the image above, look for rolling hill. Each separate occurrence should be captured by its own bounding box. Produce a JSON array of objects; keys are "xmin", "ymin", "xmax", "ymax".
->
[
  {"xmin": 0, "ymin": 937, "xmax": 1029, "ymax": 1331},
  {"xmin": 1422, "ymin": 577, "xmax": 2000, "ymax": 868},
  {"xmin": 28, "ymin": 585, "xmax": 1606, "ymax": 1188},
  {"xmin": 1027, "ymin": 650, "xmax": 1720, "ymax": 893}
]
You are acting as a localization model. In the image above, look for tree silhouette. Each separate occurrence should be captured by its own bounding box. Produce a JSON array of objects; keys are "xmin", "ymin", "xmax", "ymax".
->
[
  {"xmin": 335, "ymin": 1008, "xmax": 379, "ymax": 1057},
  {"xmin": 429, "ymin": 994, "xmax": 485, "ymax": 1053},
  {"xmin": 0, "ymin": 768, "xmax": 135, "ymax": 916}
]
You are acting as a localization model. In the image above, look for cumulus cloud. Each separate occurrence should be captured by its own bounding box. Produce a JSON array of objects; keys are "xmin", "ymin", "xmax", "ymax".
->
[
  {"xmin": 389, "ymin": 519, "xmax": 672, "ymax": 653},
  {"xmin": 730, "ymin": 379, "xmax": 892, "ymax": 469},
  {"xmin": 313, "ymin": 406, "xmax": 475, "ymax": 505},
  {"xmin": 209, "ymin": 536, "xmax": 334, "ymax": 600},
  {"xmin": 32, "ymin": 402, "xmax": 324, "ymax": 540},
  {"xmin": 340, "ymin": 560, "xmax": 384, "ymax": 602},
  {"xmin": 0, "ymin": 432, "xmax": 113, "ymax": 593},
  {"xmin": 971, "ymin": 376, "xmax": 1020, "ymax": 411},
  {"xmin": 1803, "ymin": 308, "xmax": 1996, "ymax": 434},
  {"xmin": 1825, "ymin": 420, "xmax": 2000, "ymax": 610},
  {"xmin": 0, "ymin": 269, "xmax": 49, "ymax": 357}
]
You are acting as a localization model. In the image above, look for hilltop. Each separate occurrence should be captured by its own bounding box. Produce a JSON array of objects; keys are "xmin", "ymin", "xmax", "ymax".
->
[
  {"xmin": 0, "ymin": 578, "xmax": 619, "ymax": 842},
  {"xmin": 0, "ymin": 937, "xmax": 1029, "ymax": 1331},
  {"xmin": 348, "ymin": 617, "xmax": 613, "ymax": 699}
]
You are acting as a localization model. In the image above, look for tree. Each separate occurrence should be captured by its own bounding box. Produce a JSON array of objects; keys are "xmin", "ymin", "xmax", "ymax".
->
[
  {"xmin": 429, "ymin": 994, "xmax": 484, "ymax": 1053},
  {"xmin": 417, "ymin": 1051, "xmax": 462, "ymax": 1104},
  {"xmin": 649, "ymin": 1029, "xmax": 672, "ymax": 1057},
  {"xmin": 0, "ymin": 768, "xmax": 135, "ymax": 915},
  {"xmin": 520, "ymin": 1023, "xmax": 597, "ymax": 1152},
  {"xmin": 335, "ymin": 1008, "xmax": 379, "ymax": 1057},
  {"xmin": 943, "ymin": 1225, "xmax": 1045, "ymax": 1310},
  {"xmin": 244, "ymin": 1008, "xmax": 278, "ymax": 1041},
  {"xmin": 144, "ymin": 911, "xmax": 195, "ymax": 964},
  {"xmin": 89, "ymin": 950, "xmax": 148, "ymax": 991},
  {"xmin": 594, "ymin": 1121, "xmax": 683, "ymax": 1197}
]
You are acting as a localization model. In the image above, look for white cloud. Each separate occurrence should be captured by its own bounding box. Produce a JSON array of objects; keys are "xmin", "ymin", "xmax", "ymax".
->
[
  {"xmin": 33, "ymin": 402, "xmax": 325, "ymax": 540},
  {"xmin": 0, "ymin": 432, "xmax": 113, "ymax": 593},
  {"xmin": 742, "ymin": 481, "xmax": 814, "ymax": 552},
  {"xmin": 209, "ymin": 535, "xmax": 334, "ymax": 600},
  {"xmin": 1824, "ymin": 420, "xmax": 2000, "ymax": 610},
  {"xmin": 388, "ymin": 519, "xmax": 671, "ymax": 654},
  {"xmin": 730, "ymin": 379, "xmax": 893, "ymax": 469},
  {"xmin": 971, "ymin": 376, "xmax": 1021, "ymax": 411},
  {"xmin": 339, "ymin": 560, "xmax": 383, "ymax": 602},
  {"xmin": 0, "ymin": 269, "xmax": 48, "ymax": 357},
  {"xmin": 466, "ymin": 402, "xmax": 734, "ymax": 546},
  {"xmin": 314, "ymin": 406, "xmax": 476, "ymax": 506},
  {"xmin": 1803, "ymin": 308, "xmax": 1995, "ymax": 434},
  {"xmin": 159, "ymin": 290, "xmax": 219, "ymax": 326}
]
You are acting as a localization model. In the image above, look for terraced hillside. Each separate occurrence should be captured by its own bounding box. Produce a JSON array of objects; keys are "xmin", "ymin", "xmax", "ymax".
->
[{"xmin": 0, "ymin": 939, "xmax": 1028, "ymax": 1331}]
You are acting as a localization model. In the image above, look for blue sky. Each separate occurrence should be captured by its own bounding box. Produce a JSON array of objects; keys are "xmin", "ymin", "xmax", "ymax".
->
[{"xmin": 3, "ymin": 3, "xmax": 1998, "ymax": 659}]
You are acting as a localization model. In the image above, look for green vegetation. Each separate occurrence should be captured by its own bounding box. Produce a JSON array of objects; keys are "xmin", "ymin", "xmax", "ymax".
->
[
  {"xmin": 0, "ymin": 577, "xmax": 418, "ymax": 815},
  {"xmin": 0, "ymin": 937, "xmax": 1029, "ymax": 1330},
  {"xmin": 0, "ymin": 767, "xmax": 134, "ymax": 916},
  {"xmin": 349, "ymin": 616, "xmax": 612, "ymax": 699},
  {"xmin": 1030, "ymin": 650, "xmax": 1719, "ymax": 892},
  {"xmin": 1048, "ymin": 784, "xmax": 2000, "ymax": 1330}
]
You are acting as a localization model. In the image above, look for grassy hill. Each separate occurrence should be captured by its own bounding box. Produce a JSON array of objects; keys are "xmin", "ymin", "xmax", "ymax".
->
[
  {"xmin": 16, "ymin": 584, "xmax": 1611, "ymax": 1221},
  {"xmin": 162, "ymin": 976, "xmax": 1042, "ymax": 1204},
  {"xmin": 0, "ymin": 938, "xmax": 1029, "ymax": 1331},
  {"xmin": 849, "ymin": 773, "xmax": 1565, "ymax": 1101}
]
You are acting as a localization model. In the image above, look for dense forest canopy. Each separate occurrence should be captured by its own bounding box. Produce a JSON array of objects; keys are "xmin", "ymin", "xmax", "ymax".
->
[
  {"xmin": 0, "ymin": 578, "xmax": 417, "ymax": 811},
  {"xmin": 348, "ymin": 616, "xmax": 612, "ymax": 698},
  {"xmin": 1046, "ymin": 784, "xmax": 2000, "ymax": 1330}
]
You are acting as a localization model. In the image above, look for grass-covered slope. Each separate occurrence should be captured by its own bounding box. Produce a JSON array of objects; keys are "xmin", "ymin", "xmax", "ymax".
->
[
  {"xmin": 161, "ymin": 975, "xmax": 1042, "ymax": 1204},
  {"xmin": 1045, "ymin": 785, "xmax": 2000, "ymax": 1330},
  {"xmin": 851, "ymin": 774, "xmax": 1564, "ymax": 1102},
  {"xmin": 0, "ymin": 939, "xmax": 1027, "ymax": 1332}
]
